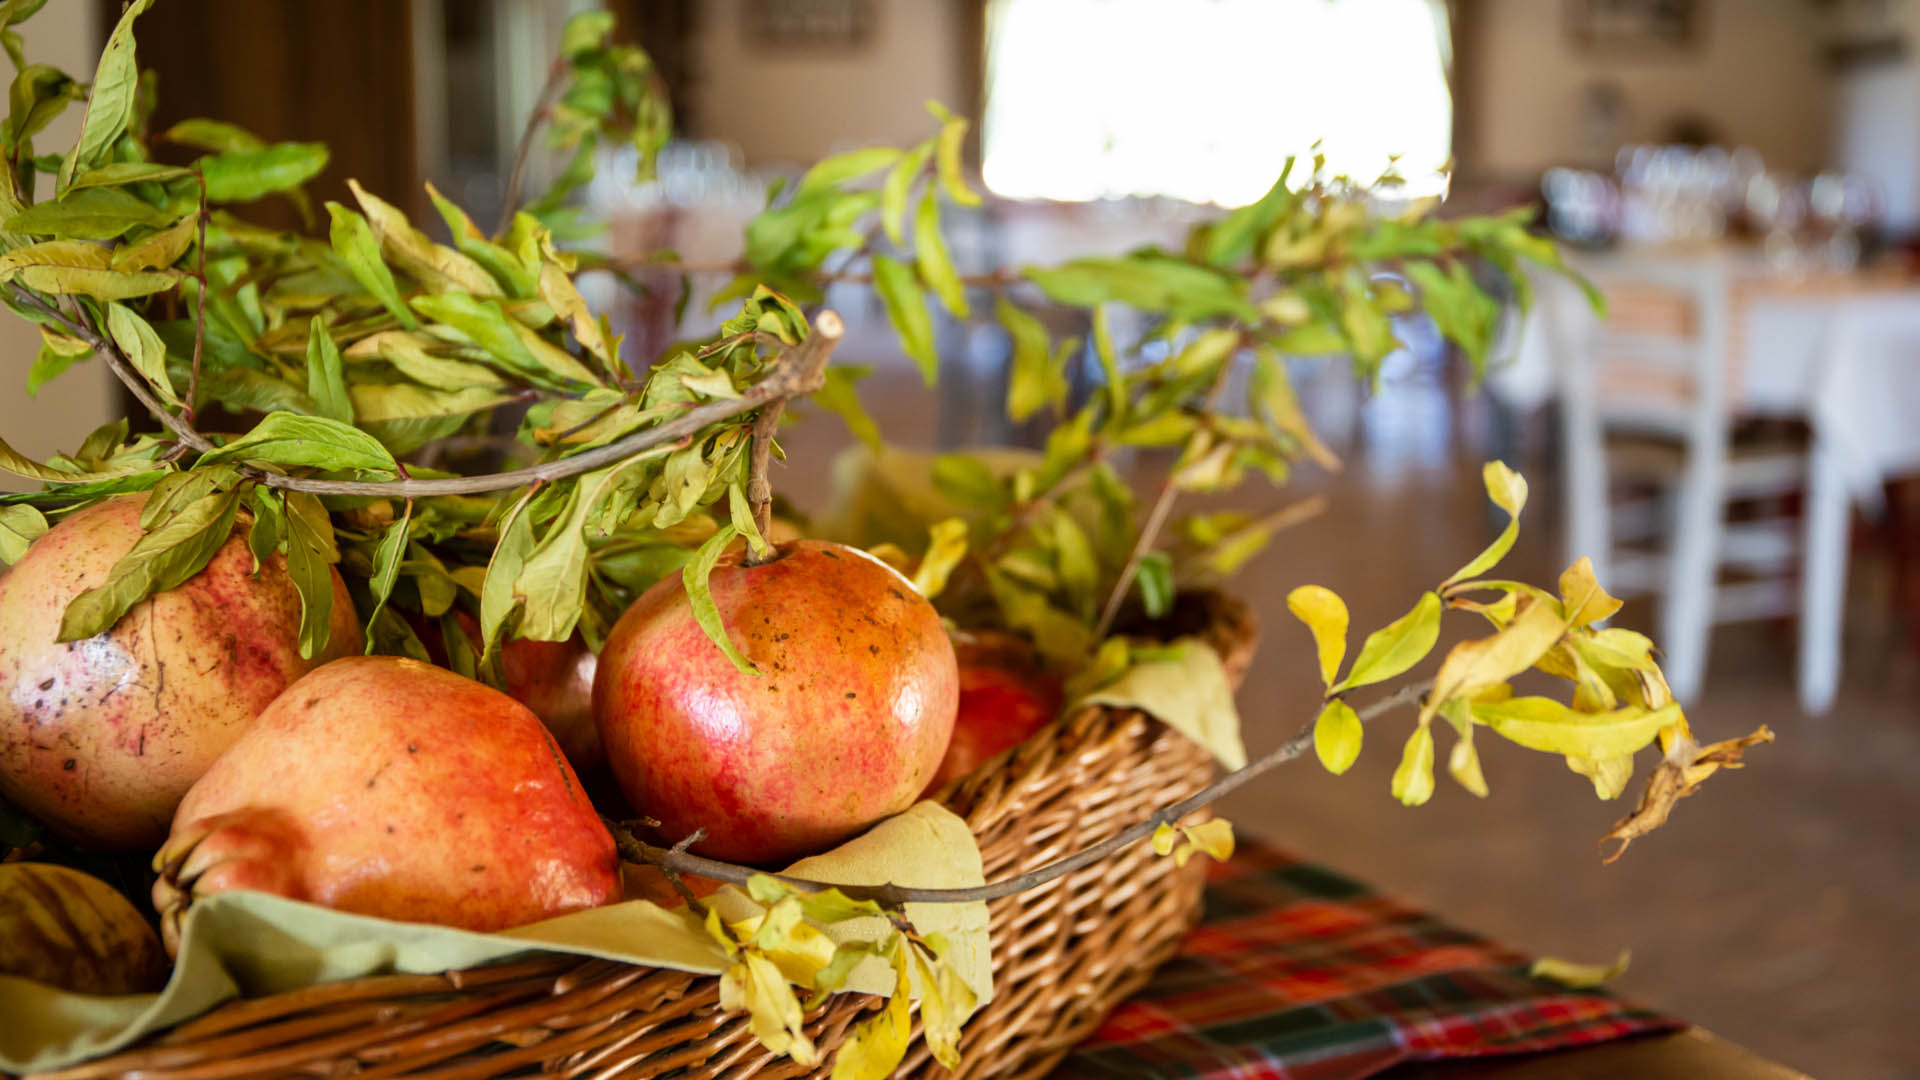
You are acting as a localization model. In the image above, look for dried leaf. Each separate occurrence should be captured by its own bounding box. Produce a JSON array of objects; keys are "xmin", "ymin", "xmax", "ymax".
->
[
  {"xmin": 1391, "ymin": 721, "xmax": 1436, "ymax": 806},
  {"xmin": 1558, "ymin": 556, "xmax": 1623, "ymax": 628},
  {"xmin": 1601, "ymin": 726, "xmax": 1773, "ymax": 862},
  {"xmin": 1447, "ymin": 723, "xmax": 1490, "ymax": 797}
]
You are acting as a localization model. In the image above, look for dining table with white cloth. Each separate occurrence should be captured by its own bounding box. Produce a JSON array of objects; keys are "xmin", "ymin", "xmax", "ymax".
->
[{"xmin": 1490, "ymin": 249, "xmax": 1920, "ymax": 713}]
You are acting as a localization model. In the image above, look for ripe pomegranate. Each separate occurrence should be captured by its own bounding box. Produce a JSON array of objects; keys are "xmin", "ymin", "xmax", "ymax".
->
[
  {"xmin": 417, "ymin": 608, "xmax": 602, "ymax": 779},
  {"xmin": 0, "ymin": 495, "xmax": 361, "ymax": 851},
  {"xmin": 926, "ymin": 634, "xmax": 1063, "ymax": 793},
  {"xmin": 594, "ymin": 539, "xmax": 958, "ymax": 865},
  {"xmin": 153, "ymin": 657, "xmax": 618, "ymax": 953}
]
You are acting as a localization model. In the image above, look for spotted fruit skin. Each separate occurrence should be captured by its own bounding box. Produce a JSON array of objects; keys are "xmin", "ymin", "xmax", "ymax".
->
[
  {"xmin": 153, "ymin": 656, "xmax": 619, "ymax": 954},
  {"xmin": 0, "ymin": 495, "xmax": 361, "ymax": 851},
  {"xmin": 594, "ymin": 539, "xmax": 958, "ymax": 864},
  {"xmin": 0, "ymin": 862, "xmax": 168, "ymax": 994}
]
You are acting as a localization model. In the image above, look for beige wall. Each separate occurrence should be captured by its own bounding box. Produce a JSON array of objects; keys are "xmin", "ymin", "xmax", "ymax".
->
[
  {"xmin": 688, "ymin": 0, "xmax": 965, "ymax": 167},
  {"xmin": 1464, "ymin": 0, "xmax": 1832, "ymax": 177},
  {"xmin": 1, "ymin": 2, "xmax": 107, "ymax": 492}
]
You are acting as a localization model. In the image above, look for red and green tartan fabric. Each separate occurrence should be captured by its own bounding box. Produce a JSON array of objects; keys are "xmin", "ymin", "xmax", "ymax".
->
[{"xmin": 1053, "ymin": 841, "xmax": 1680, "ymax": 1079}]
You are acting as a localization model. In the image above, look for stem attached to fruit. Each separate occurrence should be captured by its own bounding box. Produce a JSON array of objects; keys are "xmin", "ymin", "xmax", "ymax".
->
[
  {"xmin": 613, "ymin": 678, "xmax": 1433, "ymax": 906},
  {"xmin": 742, "ymin": 310, "xmax": 844, "ymax": 565}
]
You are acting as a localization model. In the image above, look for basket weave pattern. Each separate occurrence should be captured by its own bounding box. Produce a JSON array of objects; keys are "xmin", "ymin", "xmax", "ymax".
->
[{"xmin": 22, "ymin": 596, "xmax": 1253, "ymax": 1080}]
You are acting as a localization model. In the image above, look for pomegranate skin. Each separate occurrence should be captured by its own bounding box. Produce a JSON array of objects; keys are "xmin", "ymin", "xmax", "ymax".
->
[
  {"xmin": 155, "ymin": 656, "xmax": 619, "ymax": 951},
  {"xmin": 926, "ymin": 658, "xmax": 1062, "ymax": 794},
  {"xmin": 594, "ymin": 540, "xmax": 958, "ymax": 865},
  {"xmin": 0, "ymin": 495, "xmax": 361, "ymax": 851}
]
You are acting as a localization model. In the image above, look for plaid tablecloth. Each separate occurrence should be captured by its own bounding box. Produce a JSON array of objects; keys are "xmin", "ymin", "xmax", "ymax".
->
[{"xmin": 1054, "ymin": 842, "xmax": 1681, "ymax": 1079}]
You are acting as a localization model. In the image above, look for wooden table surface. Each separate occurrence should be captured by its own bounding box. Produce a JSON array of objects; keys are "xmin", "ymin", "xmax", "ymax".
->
[{"xmin": 1386, "ymin": 1028, "xmax": 1812, "ymax": 1079}]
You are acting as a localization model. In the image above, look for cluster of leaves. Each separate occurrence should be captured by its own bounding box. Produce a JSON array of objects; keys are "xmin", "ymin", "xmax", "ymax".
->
[
  {"xmin": 1286, "ymin": 462, "xmax": 1769, "ymax": 833},
  {"xmin": 703, "ymin": 874, "xmax": 976, "ymax": 1079}
]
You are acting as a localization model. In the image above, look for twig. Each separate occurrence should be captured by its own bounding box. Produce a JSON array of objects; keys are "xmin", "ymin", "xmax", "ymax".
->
[
  {"xmin": 742, "ymin": 311, "xmax": 843, "ymax": 564},
  {"xmin": 185, "ymin": 166, "xmax": 209, "ymax": 422},
  {"xmin": 495, "ymin": 60, "xmax": 570, "ymax": 236},
  {"xmin": 1093, "ymin": 473, "xmax": 1179, "ymax": 640},
  {"xmin": 4, "ymin": 281, "xmax": 842, "ymax": 500},
  {"xmin": 606, "ymin": 254, "xmax": 1022, "ymax": 291},
  {"xmin": 616, "ymin": 679, "xmax": 1433, "ymax": 906}
]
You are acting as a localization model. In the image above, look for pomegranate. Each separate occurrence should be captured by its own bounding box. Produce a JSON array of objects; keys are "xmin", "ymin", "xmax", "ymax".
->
[
  {"xmin": 153, "ymin": 656, "xmax": 618, "ymax": 953},
  {"xmin": 926, "ymin": 634, "xmax": 1063, "ymax": 793},
  {"xmin": 417, "ymin": 609, "xmax": 602, "ymax": 779},
  {"xmin": 594, "ymin": 539, "xmax": 958, "ymax": 864},
  {"xmin": 0, "ymin": 495, "xmax": 361, "ymax": 851}
]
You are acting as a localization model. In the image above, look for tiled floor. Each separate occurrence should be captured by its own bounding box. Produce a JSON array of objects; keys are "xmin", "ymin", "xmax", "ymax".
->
[{"xmin": 779, "ymin": 342, "xmax": 1919, "ymax": 1080}]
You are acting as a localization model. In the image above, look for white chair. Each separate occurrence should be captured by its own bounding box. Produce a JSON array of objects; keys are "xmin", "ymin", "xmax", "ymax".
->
[{"xmin": 1549, "ymin": 256, "xmax": 1807, "ymax": 705}]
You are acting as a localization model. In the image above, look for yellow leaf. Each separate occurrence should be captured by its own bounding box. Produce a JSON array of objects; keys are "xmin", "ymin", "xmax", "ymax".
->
[
  {"xmin": 349, "ymin": 178, "xmax": 500, "ymax": 296},
  {"xmin": 1602, "ymin": 726, "xmax": 1772, "ymax": 862},
  {"xmin": 1312, "ymin": 699, "xmax": 1363, "ymax": 774},
  {"xmin": 721, "ymin": 951, "xmax": 819, "ymax": 1065},
  {"xmin": 912, "ymin": 517, "xmax": 968, "ymax": 599},
  {"xmin": 1151, "ymin": 822, "xmax": 1178, "ymax": 856},
  {"xmin": 863, "ymin": 542, "xmax": 912, "ymax": 575},
  {"xmin": 1421, "ymin": 598, "xmax": 1565, "ymax": 724},
  {"xmin": 1443, "ymin": 461, "xmax": 1529, "ymax": 587},
  {"xmin": 830, "ymin": 945, "xmax": 913, "ymax": 1080},
  {"xmin": 539, "ymin": 260, "xmax": 614, "ymax": 369},
  {"xmin": 1335, "ymin": 591, "xmax": 1442, "ymax": 692},
  {"xmin": 1531, "ymin": 950, "xmax": 1631, "ymax": 988},
  {"xmin": 1565, "ymin": 753, "xmax": 1635, "ymax": 800},
  {"xmin": 1287, "ymin": 584, "xmax": 1348, "ymax": 688},
  {"xmin": 1183, "ymin": 819, "xmax": 1236, "ymax": 863},
  {"xmin": 1558, "ymin": 556, "xmax": 1623, "ymax": 627},
  {"xmin": 1448, "ymin": 724, "xmax": 1490, "ymax": 797},
  {"xmin": 910, "ymin": 940, "xmax": 978, "ymax": 1069},
  {"xmin": 1391, "ymin": 722, "xmax": 1436, "ymax": 806},
  {"xmin": 1472, "ymin": 697, "xmax": 1678, "ymax": 760}
]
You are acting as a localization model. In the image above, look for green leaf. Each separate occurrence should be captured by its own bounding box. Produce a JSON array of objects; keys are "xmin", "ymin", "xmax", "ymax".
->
[
  {"xmin": 685, "ymin": 523, "xmax": 756, "ymax": 675},
  {"xmin": 1390, "ymin": 721, "xmax": 1436, "ymax": 806},
  {"xmin": 57, "ymin": 0, "xmax": 153, "ymax": 191},
  {"xmin": 350, "ymin": 179, "xmax": 499, "ymax": 297},
  {"xmin": 517, "ymin": 467, "xmax": 634, "ymax": 642},
  {"xmin": 1092, "ymin": 304, "xmax": 1125, "ymax": 422},
  {"xmin": 1334, "ymin": 590, "xmax": 1442, "ymax": 692},
  {"xmin": 1443, "ymin": 460, "xmax": 1528, "ymax": 587},
  {"xmin": 412, "ymin": 291, "xmax": 600, "ymax": 388},
  {"xmin": 245, "ymin": 485, "xmax": 283, "ymax": 573},
  {"xmin": 927, "ymin": 101, "xmax": 980, "ymax": 206},
  {"xmin": 0, "ymin": 503, "xmax": 47, "ymax": 563},
  {"xmin": 1199, "ymin": 162, "xmax": 1295, "ymax": 267},
  {"xmin": 160, "ymin": 117, "xmax": 264, "ymax": 153},
  {"xmin": 1286, "ymin": 584, "xmax": 1348, "ymax": 688},
  {"xmin": 283, "ymin": 495, "xmax": 337, "ymax": 659},
  {"xmin": 344, "ymin": 330, "xmax": 508, "ymax": 391},
  {"xmin": 6, "ymin": 64, "xmax": 79, "ymax": 150},
  {"xmin": 104, "ymin": 301, "xmax": 177, "ymax": 407},
  {"xmin": 58, "ymin": 486, "xmax": 240, "ymax": 642},
  {"xmin": 0, "ymin": 238, "xmax": 177, "ymax": 297},
  {"xmin": 361, "ymin": 503, "xmax": 410, "ymax": 653},
  {"xmin": 914, "ymin": 184, "xmax": 968, "ymax": 318},
  {"xmin": 813, "ymin": 364, "xmax": 881, "ymax": 453},
  {"xmin": 198, "ymin": 141, "xmax": 329, "ymax": 203},
  {"xmin": 327, "ymin": 202, "xmax": 416, "ymax": 329},
  {"xmin": 26, "ymin": 328, "xmax": 89, "ymax": 395},
  {"xmin": 197, "ymin": 412, "xmax": 399, "ymax": 474},
  {"xmin": 931, "ymin": 453, "xmax": 1004, "ymax": 508},
  {"xmin": 303, "ymin": 317, "xmax": 352, "ymax": 424},
  {"xmin": 479, "ymin": 490, "xmax": 536, "ymax": 651},
  {"xmin": 871, "ymin": 254, "xmax": 937, "ymax": 383},
  {"xmin": 881, "ymin": 139, "xmax": 933, "ymax": 246},
  {"xmin": 1135, "ymin": 550, "xmax": 1174, "ymax": 618},
  {"xmin": 998, "ymin": 297, "xmax": 1063, "ymax": 422},
  {"xmin": 1474, "ymin": 697, "xmax": 1680, "ymax": 760},
  {"xmin": 729, "ymin": 482, "xmax": 772, "ymax": 561},
  {"xmin": 798, "ymin": 145, "xmax": 900, "ymax": 194},
  {"xmin": 427, "ymin": 182, "xmax": 536, "ymax": 296},
  {"xmin": 1313, "ymin": 699, "xmax": 1363, "ymax": 774},
  {"xmin": 5, "ymin": 187, "xmax": 178, "ymax": 239},
  {"xmin": 66, "ymin": 161, "xmax": 191, "ymax": 189}
]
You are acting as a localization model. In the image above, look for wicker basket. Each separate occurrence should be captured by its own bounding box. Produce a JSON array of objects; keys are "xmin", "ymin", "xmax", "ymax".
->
[{"xmin": 19, "ymin": 594, "xmax": 1254, "ymax": 1080}]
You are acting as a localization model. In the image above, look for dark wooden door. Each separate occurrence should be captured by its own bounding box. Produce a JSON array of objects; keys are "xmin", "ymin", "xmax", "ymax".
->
[{"xmin": 103, "ymin": 0, "xmax": 419, "ymax": 229}]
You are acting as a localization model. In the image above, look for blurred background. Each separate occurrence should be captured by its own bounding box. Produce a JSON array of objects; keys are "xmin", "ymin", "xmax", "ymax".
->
[{"xmin": 7, "ymin": 1, "xmax": 1919, "ymax": 1076}]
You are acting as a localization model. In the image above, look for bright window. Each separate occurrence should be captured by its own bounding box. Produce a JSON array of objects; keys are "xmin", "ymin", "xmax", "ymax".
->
[{"xmin": 981, "ymin": 0, "xmax": 1453, "ymax": 206}]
